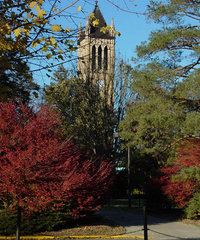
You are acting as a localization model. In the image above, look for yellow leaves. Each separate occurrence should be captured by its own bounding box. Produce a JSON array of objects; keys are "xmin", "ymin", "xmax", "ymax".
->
[
  {"xmin": 89, "ymin": 13, "xmax": 95, "ymax": 20},
  {"xmin": 89, "ymin": 13, "xmax": 99, "ymax": 27},
  {"xmin": 14, "ymin": 28, "xmax": 21, "ymax": 37},
  {"xmin": 92, "ymin": 19, "xmax": 99, "ymax": 27},
  {"xmin": 49, "ymin": 36, "xmax": 57, "ymax": 47},
  {"xmin": 34, "ymin": 4, "xmax": 46, "ymax": 18},
  {"xmin": 37, "ymin": 9, "xmax": 46, "ymax": 18},
  {"xmin": 29, "ymin": 1, "xmax": 46, "ymax": 19},
  {"xmin": 29, "ymin": 0, "xmax": 43, "ymax": 8},
  {"xmin": 77, "ymin": 6, "xmax": 82, "ymax": 11},
  {"xmin": 100, "ymin": 26, "xmax": 121, "ymax": 36},
  {"xmin": 50, "ymin": 36, "xmax": 56, "ymax": 45},
  {"xmin": 42, "ymin": 46, "xmax": 48, "ymax": 52},
  {"xmin": 0, "ymin": 0, "xmax": 76, "ymax": 62},
  {"xmin": 114, "ymin": 30, "xmax": 121, "ymax": 36},
  {"xmin": 37, "ymin": 0, "xmax": 43, "ymax": 5},
  {"xmin": 100, "ymin": 26, "xmax": 111, "ymax": 34},
  {"xmin": 27, "ymin": 13, "xmax": 34, "ymax": 19},
  {"xmin": 5, "ymin": 25, "xmax": 11, "ymax": 35},
  {"xmin": 0, "ymin": 39, "xmax": 12, "ymax": 51},
  {"xmin": 36, "ymin": 5, "xmax": 40, "ymax": 12},
  {"xmin": 31, "ymin": 41, "xmax": 37, "ymax": 47},
  {"xmin": 22, "ymin": 28, "xmax": 30, "ymax": 36},
  {"xmin": 0, "ymin": 23, "xmax": 11, "ymax": 35},
  {"xmin": 40, "ymin": 37, "xmax": 47, "ymax": 43},
  {"xmin": 46, "ymin": 53, "xmax": 52, "ymax": 59},
  {"xmin": 29, "ymin": 1, "xmax": 37, "ymax": 8},
  {"xmin": 51, "ymin": 25, "xmax": 62, "ymax": 32},
  {"xmin": 53, "ymin": 7, "xmax": 57, "ymax": 12},
  {"xmin": 65, "ymin": 28, "xmax": 70, "ymax": 33}
]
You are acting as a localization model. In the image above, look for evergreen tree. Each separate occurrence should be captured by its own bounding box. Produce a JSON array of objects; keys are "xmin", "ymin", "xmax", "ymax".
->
[
  {"xmin": 120, "ymin": 0, "xmax": 200, "ymax": 159},
  {"xmin": 0, "ymin": 50, "xmax": 38, "ymax": 102},
  {"xmin": 45, "ymin": 65, "xmax": 114, "ymax": 157}
]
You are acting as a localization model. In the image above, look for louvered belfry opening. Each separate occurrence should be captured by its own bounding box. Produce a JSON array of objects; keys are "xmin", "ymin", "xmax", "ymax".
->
[
  {"xmin": 98, "ymin": 46, "xmax": 102, "ymax": 70},
  {"xmin": 104, "ymin": 46, "xmax": 108, "ymax": 70}
]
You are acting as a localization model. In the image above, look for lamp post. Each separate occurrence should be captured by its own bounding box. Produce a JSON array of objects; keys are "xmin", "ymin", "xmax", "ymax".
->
[{"xmin": 128, "ymin": 144, "xmax": 131, "ymax": 208}]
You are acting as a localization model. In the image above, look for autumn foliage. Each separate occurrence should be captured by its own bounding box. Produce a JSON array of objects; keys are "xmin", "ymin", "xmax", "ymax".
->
[
  {"xmin": 148, "ymin": 138, "xmax": 200, "ymax": 217},
  {"xmin": 158, "ymin": 139, "xmax": 199, "ymax": 208},
  {"xmin": 0, "ymin": 100, "xmax": 114, "ymax": 217}
]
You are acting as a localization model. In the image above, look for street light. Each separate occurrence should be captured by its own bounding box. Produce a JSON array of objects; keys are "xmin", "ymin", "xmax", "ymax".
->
[{"xmin": 128, "ymin": 144, "xmax": 131, "ymax": 208}]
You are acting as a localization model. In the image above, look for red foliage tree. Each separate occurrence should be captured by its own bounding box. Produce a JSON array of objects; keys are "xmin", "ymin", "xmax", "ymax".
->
[
  {"xmin": 159, "ymin": 138, "xmax": 200, "ymax": 208},
  {"xmin": 0, "ymin": 100, "xmax": 114, "ymax": 237}
]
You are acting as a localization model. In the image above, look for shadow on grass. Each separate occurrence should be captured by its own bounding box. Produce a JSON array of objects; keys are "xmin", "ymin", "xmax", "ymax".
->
[
  {"xmin": 0, "ymin": 210, "xmax": 124, "ymax": 236},
  {"xmin": 0, "ymin": 210, "xmax": 74, "ymax": 236}
]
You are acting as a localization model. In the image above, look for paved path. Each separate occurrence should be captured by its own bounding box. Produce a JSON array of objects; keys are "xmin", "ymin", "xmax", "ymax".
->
[{"xmin": 99, "ymin": 208, "xmax": 200, "ymax": 240}]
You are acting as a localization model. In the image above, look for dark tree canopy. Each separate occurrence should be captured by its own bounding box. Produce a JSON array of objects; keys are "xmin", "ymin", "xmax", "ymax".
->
[{"xmin": 0, "ymin": 51, "xmax": 39, "ymax": 102}]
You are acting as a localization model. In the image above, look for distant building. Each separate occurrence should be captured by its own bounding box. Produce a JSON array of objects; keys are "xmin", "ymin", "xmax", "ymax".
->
[{"xmin": 77, "ymin": 1, "xmax": 115, "ymax": 106}]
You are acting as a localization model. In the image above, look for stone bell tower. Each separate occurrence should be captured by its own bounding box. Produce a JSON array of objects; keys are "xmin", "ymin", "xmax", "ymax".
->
[{"xmin": 77, "ymin": 0, "xmax": 115, "ymax": 106}]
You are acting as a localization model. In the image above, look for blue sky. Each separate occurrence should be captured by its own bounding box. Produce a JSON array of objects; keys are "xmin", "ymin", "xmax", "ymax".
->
[
  {"xmin": 92, "ymin": 0, "xmax": 159, "ymax": 59},
  {"xmin": 34, "ymin": 0, "xmax": 161, "ymax": 88},
  {"xmin": 76, "ymin": 0, "xmax": 161, "ymax": 59}
]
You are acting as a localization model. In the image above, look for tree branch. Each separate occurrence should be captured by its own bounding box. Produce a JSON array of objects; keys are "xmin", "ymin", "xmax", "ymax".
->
[
  {"xmin": 174, "ymin": 57, "xmax": 200, "ymax": 76},
  {"xmin": 51, "ymin": 0, "xmax": 80, "ymax": 17},
  {"xmin": 105, "ymin": 0, "xmax": 146, "ymax": 15}
]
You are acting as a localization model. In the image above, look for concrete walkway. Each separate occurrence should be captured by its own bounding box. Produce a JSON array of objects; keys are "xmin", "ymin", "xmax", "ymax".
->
[{"xmin": 99, "ymin": 208, "xmax": 200, "ymax": 240}]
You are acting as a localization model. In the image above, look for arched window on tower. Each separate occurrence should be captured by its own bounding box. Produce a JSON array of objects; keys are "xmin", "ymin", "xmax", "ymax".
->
[
  {"xmin": 98, "ymin": 46, "xmax": 102, "ymax": 70},
  {"xmin": 104, "ymin": 46, "xmax": 108, "ymax": 70},
  {"xmin": 92, "ymin": 45, "xmax": 96, "ymax": 71}
]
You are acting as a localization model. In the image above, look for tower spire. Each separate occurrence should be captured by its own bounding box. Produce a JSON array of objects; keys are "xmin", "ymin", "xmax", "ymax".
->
[{"xmin": 95, "ymin": 0, "xmax": 98, "ymax": 6}]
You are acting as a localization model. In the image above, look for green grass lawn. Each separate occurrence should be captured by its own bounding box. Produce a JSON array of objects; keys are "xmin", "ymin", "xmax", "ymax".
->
[
  {"xmin": 0, "ymin": 210, "xmax": 74, "ymax": 236},
  {"xmin": 0, "ymin": 209, "xmax": 125, "ymax": 237},
  {"xmin": 105, "ymin": 198, "xmax": 146, "ymax": 208}
]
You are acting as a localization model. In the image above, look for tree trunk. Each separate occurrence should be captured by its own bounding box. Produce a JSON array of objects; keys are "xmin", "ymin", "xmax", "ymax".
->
[{"xmin": 16, "ymin": 206, "xmax": 21, "ymax": 240}]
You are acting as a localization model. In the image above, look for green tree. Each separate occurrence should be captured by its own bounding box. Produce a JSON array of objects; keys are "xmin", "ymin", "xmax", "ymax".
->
[
  {"xmin": 120, "ymin": 0, "xmax": 200, "ymax": 160},
  {"xmin": 45, "ymin": 65, "xmax": 114, "ymax": 157},
  {"xmin": 0, "ymin": 51, "xmax": 39, "ymax": 102}
]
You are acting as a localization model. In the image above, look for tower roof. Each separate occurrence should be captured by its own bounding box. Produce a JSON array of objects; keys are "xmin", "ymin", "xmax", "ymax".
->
[
  {"xmin": 78, "ymin": 1, "xmax": 115, "ymax": 42},
  {"xmin": 93, "ymin": 3, "xmax": 107, "ymax": 28},
  {"xmin": 89, "ymin": 2, "xmax": 114, "ymax": 39}
]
